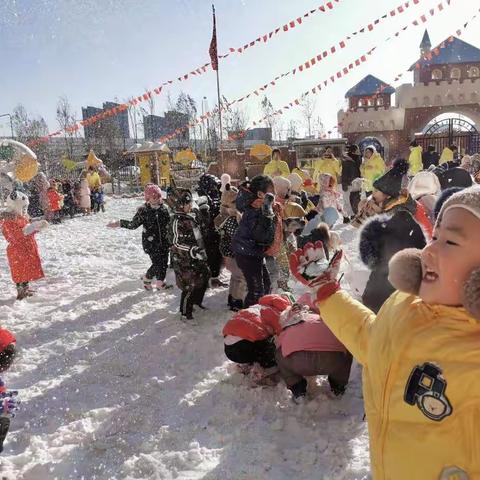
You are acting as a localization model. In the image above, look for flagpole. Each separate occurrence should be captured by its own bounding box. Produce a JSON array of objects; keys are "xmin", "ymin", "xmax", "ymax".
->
[{"xmin": 212, "ymin": 4, "xmax": 224, "ymax": 168}]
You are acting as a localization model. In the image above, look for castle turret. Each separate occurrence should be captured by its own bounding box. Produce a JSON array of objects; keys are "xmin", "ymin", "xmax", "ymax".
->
[{"xmin": 420, "ymin": 29, "xmax": 431, "ymax": 56}]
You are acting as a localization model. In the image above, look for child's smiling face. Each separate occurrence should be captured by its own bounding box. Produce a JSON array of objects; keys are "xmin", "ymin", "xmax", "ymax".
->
[{"xmin": 420, "ymin": 207, "xmax": 480, "ymax": 306}]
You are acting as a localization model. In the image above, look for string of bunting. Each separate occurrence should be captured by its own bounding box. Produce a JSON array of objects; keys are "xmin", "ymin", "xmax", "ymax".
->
[
  {"xmin": 28, "ymin": 0, "xmax": 431, "ymax": 148},
  {"xmin": 155, "ymin": 0, "xmax": 453, "ymax": 143},
  {"xmin": 27, "ymin": 0, "xmax": 344, "ymax": 147},
  {"xmin": 326, "ymin": 5, "xmax": 480, "ymax": 139}
]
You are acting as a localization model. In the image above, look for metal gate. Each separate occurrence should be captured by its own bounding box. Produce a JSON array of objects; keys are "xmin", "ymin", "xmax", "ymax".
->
[{"xmin": 417, "ymin": 117, "xmax": 480, "ymax": 155}]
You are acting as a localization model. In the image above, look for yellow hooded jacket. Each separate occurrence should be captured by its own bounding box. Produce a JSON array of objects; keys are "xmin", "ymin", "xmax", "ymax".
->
[
  {"xmin": 360, "ymin": 153, "xmax": 386, "ymax": 192},
  {"xmin": 263, "ymin": 159, "xmax": 291, "ymax": 177},
  {"xmin": 439, "ymin": 147, "xmax": 454, "ymax": 165},
  {"xmin": 408, "ymin": 145, "xmax": 423, "ymax": 176},
  {"xmin": 318, "ymin": 290, "xmax": 480, "ymax": 480},
  {"xmin": 312, "ymin": 156, "xmax": 342, "ymax": 183}
]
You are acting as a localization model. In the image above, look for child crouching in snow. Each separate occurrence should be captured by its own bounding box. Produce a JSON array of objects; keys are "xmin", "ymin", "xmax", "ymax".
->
[
  {"xmin": 108, "ymin": 184, "xmax": 171, "ymax": 290},
  {"xmin": 1, "ymin": 189, "xmax": 48, "ymax": 300},
  {"xmin": 288, "ymin": 185, "xmax": 480, "ymax": 479},
  {"xmin": 222, "ymin": 294, "xmax": 293, "ymax": 384},
  {"xmin": 168, "ymin": 188, "xmax": 210, "ymax": 321}
]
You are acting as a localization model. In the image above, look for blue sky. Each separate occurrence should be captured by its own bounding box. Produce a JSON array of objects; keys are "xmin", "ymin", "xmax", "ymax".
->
[{"xmin": 0, "ymin": 0, "xmax": 478, "ymax": 138}]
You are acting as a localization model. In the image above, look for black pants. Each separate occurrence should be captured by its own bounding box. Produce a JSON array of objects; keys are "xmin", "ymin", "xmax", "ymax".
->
[
  {"xmin": 235, "ymin": 254, "xmax": 271, "ymax": 308},
  {"xmin": 179, "ymin": 283, "xmax": 208, "ymax": 317},
  {"xmin": 205, "ymin": 232, "xmax": 223, "ymax": 278},
  {"xmin": 145, "ymin": 250, "xmax": 169, "ymax": 282},
  {"xmin": 224, "ymin": 338, "xmax": 277, "ymax": 369}
]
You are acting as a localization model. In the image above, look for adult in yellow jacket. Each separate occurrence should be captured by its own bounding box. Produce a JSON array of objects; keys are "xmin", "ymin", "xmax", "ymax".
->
[
  {"xmin": 360, "ymin": 146, "xmax": 385, "ymax": 194},
  {"xmin": 408, "ymin": 141, "xmax": 423, "ymax": 176},
  {"xmin": 439, "ymin": 144, "xmax": 458, "ymax": 164},
  {"xmin": 289, "ymin": 185, "xmax": 480, "ymax": 480},
  {"xmin": 312, "ymin": 153, "xmax": 342, "ymax": 184},
  {"xmin": 263, "ymin": 149, "xmax": 290, "ymax": 177}
]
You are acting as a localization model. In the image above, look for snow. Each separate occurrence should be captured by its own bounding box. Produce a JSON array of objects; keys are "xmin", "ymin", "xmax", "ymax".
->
[{"xmin": 0, "ymin": 198, "xmax": 371, "ymax": 480}]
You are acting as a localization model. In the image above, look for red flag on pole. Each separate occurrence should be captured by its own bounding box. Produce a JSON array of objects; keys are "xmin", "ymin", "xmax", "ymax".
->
[{"xmin": 209, "ymin": 5, "xmax": 218, "ymax": 71}]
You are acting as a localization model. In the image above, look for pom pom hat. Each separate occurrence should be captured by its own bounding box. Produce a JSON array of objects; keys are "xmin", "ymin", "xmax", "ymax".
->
[
  {"xmin": 144, "ymin": 184, "xmax": 163, "ymax": 202},
  {"xmin": 373, "ymin": 158, "xmax": 409, "ymax": 197}
]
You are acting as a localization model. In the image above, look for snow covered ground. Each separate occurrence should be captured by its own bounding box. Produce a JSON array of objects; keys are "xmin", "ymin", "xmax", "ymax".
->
[{"xmin": 0, "ymin": 198, "xmax": 371, "ymax": 480}]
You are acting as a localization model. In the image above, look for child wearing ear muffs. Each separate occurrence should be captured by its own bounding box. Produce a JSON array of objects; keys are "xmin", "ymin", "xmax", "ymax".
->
[{"xmin": 288, "ymin": 186, "xmax": 480, "ymax": 480}]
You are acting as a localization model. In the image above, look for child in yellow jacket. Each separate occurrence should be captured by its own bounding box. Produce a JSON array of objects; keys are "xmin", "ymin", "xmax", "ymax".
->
[{"xmin": 289, "ymin": 185, "xmax": 480, "ymax": 480}]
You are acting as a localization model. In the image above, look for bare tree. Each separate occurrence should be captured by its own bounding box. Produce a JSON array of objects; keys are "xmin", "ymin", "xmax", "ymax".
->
[
  {"xmin": 56, "ymin": 96, "xmax": 79, "ymax": 160},
  {"xmin": 126, "ymin": 102, "xmax": 141, "ymax": 143},
  {"xmin": 260, "ymin": 96, "xmax": 277, "ymax": 140},
  {"xmin": 286, "ymin": 119, "xmax": 298, "ymax": 139},
  {"xmin": 299, "ymin": 94, "xmax": 317, "ymax": 138},
  {"xmin": 222, "ymin": 95, "xmax": 248, "ymax": 138},
  {"xmin": 11, "ymin": 104, "xmax": 49, "ymax": 164}
]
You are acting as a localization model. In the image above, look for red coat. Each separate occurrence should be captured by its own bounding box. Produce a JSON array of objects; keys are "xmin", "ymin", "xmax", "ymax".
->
[
  {"xmin": 47, "ymin": 189, "xmax": 63, "ymax": 212},
  {"xmin": 2, "ymin": 215, "xmax": 44, "ymax": 284}
]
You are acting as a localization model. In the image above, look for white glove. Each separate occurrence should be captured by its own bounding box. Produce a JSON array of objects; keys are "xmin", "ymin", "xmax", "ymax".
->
[{"xmin": 22, "ymin": 220, "xmax": 48, "ymax": 236}]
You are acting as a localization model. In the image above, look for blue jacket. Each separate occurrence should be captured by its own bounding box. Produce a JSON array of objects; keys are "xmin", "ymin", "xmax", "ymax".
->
[{"xmin": 232, "ymin": 187, "xmax": 276, "ymax": 258}]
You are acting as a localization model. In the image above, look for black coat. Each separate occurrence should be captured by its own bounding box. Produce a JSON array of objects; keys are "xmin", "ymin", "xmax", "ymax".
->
[
  {"xmin": 360, "ymin": 210, "xmax": 426, "ymax": 313},
  {"xmin": 232, "ymin": 187, "xmax": 277, "ymax": 258},
  {"xmin": 422, "ymin": 151, "xmax": 440, "ymax": 169},
  {"xmin": 120, "ymin": 203, "xmax": 170, "ymax": 254},
  {"xmin": 434, "ymin": 165, "xmax": 473, "ymax": 190},
  {"xmin": 341, "ymin": 154, "xmax": 361, "ymax": 191}
]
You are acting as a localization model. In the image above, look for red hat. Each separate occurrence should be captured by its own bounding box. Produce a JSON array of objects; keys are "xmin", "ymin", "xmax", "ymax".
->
[{"xmin": 0, "ymin": 329, "xmax": 15, "ymax": 352}]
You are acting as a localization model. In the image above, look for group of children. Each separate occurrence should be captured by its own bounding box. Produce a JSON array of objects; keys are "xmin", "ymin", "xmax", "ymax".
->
[{"xmin": 3, "ymin": 142, "xmax": 480, "ymax": 477}]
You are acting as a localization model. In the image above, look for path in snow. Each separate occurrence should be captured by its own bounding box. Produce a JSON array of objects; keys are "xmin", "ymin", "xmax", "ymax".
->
[{"xmin": 0, "ymin": 198, "xmax": 370, "ymax": 480}]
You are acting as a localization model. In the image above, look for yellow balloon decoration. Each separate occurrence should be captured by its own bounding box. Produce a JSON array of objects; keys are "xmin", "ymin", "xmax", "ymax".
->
[
  {"xmin": 174, "ymin": 149, "xmax": 196, "ymax": 167},
  {"xmin": 250, "ymin": 143, "xmax": 273, "ymax": 162},
  {"xmin": 62, "ymin": 157, "xmax": 78, "ymax": 171},
  {"xmin": 15, "ymin": 154, "xmax": 39, "ymax": 182},
  {"xmin": 86, "ymin": 149, "xmax": 102, "ymax": 168}
]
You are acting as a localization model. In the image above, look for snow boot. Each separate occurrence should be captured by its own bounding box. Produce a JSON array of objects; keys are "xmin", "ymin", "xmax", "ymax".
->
[
  {"xmin": 143, "ymin": 277, "xmax": 154, "ymax": 291},
  {"xmin": 0, "ymin": 417, "xmax": 10, "ymax": 453},
  {"xmin": 16, "ymin": 286, "xmax": 30, "ymax": 301},
  {"xmin": 155, "ymin": 280, "xmax": 173, "ymax": 290}
]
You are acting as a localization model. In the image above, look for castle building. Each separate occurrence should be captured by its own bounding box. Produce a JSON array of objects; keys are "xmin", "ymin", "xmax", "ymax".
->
[{"xmin": 338, "ymin": 31, "xmax": 480, "ymax": 160}]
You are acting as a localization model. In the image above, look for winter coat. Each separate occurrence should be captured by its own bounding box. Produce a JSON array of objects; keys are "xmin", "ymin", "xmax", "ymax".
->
[
  {"xmin": 312, "ymin": 157, "xmax": 342, "ymax": 183},
  {"xmin": 407, "ymin": 146, "xmax": 423, "ymax": 176},
  {"xmin": 47, "ymin": 189, "xmax": 63, "ymax": 212},
  {"xmin": 318, "ymin": 290, "xmax": 480, "ymax": 480},
  {"xmin": 86, "ymin": 171, "xmax": 101, "ymax": 190},
  {"xmin": 0, "ymin": 328, "xmax": 15, "ymax": 351},
  {"xmin": 277, "ymin": 315, "xmax": 346, "ymax": 358},
  {"xmin": 169, "ymin": 211, "xmax": 210, "ymax": 290},
  {"xmin": 263, "ymin": 159, "xmax": 290, "ymax": 177},
  {"xmin": 223, "ymin": 304, "xmax": 282, "ymax": 342},
  {"xmin": 439, "ymin": 147, "xmax": 454, "ymax": 164},
  {"xmin": 232, "ymin": 188, "xmax": 278, "ymax": 258},
  {"xmin": 218, "ymin": 215, "xmax": 238, "ymax": 258},
  {"xmin": 360, "ymin": 151, "xmax": 386, "ymax": 192},
  {"xmin": 359, "ymin": 210, "xmax": 427, "ymax": 313},
  {"xmin": 120, "ymin": 203, "xmax": 170, "ymax": 254},
  {"xmin": 1, "ymin": 214, "xmax": 44, "ymax": 284},
  {"xmin": 422, "ymin": 150, "xmax": 440, "ymax": 169},
  {"xmin": 78, "ymin": 180, "xmax": 91, "ymax": 209},
  {"xmin": 341, "ymin": 154, "xmax": 361, "ymax": 191}
]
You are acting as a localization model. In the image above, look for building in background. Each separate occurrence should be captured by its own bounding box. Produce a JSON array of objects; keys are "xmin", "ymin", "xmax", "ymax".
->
[
  {"xmin": 143, "ymin": 111, "xmax": 189, "ymax": 142},
  {"xmin": 103, "ymin": 102, "xmax": 130, "ymax": 139},
  {"xmin": 82, "ymin": 102, "xmax": 130, "ymax": 141},
  {"xmin": 81, "ymin": 106, "xmax": 103, "ymax": 141},
  {"xmin": 338, "ymin": 31, "xmax": 480, "ymax": 160}
]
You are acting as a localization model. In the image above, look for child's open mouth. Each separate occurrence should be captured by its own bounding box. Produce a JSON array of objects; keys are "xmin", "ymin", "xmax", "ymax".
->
[{"xmin": 423, "ymin": 269, "xmax": 439, "ymax": 283}]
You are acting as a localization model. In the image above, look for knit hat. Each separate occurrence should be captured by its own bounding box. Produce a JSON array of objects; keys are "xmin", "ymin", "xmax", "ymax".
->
[
  {"xmin": 144, "ymin": 183, "xmax": 163, "ymax": 202},
  {"xmin": 407, "ymin": 171, "xmax": 441, "ymax": 200},
  {"xmin": 373, "ymin": 158, "xmax": 409, "ymax": 197},
  {"xmin": 287, "ymin": 173, "xmax": 303, "ymax": 193},
  {"xmin": 220, "ymin": 173, "xmax": 231, "ymax": 193},
  {"xmin": 388, "ymin": 185, "xmax": 480, "ymax": 320},
  {"xmin": 273, "ymin": 176, "xmax": 291, "ymax": 199},
  {"xmin": 220, "ymin": 184, "xmax": 239, "ymax": 216}
]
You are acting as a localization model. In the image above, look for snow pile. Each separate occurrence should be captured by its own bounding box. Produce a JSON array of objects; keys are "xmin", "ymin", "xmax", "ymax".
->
[{"xmin": 0, "ymin": 198, "xmax": 370, "ymax": 479}]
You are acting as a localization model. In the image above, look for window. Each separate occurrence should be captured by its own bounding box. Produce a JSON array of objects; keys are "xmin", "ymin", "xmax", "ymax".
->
[
  {"xmin": 367, "ymin": 98, "xmax": 374, "ymax": 106},
  {"xmin": 450, "ymin": 67, "xmax": 461, "ymax": 80},
  {"xmin": 357, "ymin": 99, "xmax": 364, "ymax": 107},
  {"xmin": 432, "ymin": 69, "xmax": 443, "ymax": 80},
  {"xmin": 376, "ymin": 97, "xmax": 384, "ymax": 106},
  {"xmin": 468, "ymin": 66, "xmax": 480, "ymax": 78}
]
